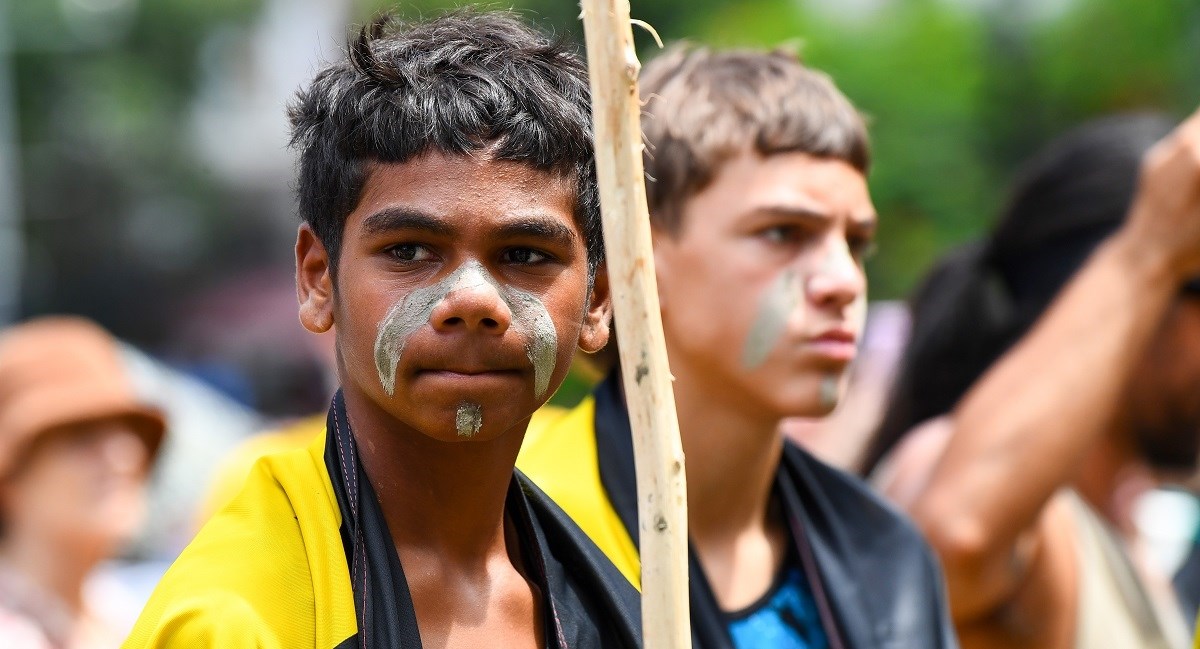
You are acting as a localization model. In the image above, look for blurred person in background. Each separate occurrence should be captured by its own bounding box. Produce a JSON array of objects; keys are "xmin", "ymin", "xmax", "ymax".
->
[
  {"xmin": 519, "ymin": 46, "xmax": 957, "ymax": 648},
  {"xmin": 0, "ymin": 317, "xmax": 165, "ymax": 649},
  {"xmin": 865, "ymin": 112, "xmax": 1200, "ymax": 648}
]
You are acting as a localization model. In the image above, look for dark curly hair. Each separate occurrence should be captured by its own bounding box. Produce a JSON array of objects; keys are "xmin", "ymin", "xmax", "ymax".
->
[{"xmin": 287, "ymin": 10, "xmax": 602, "ymax": 279}]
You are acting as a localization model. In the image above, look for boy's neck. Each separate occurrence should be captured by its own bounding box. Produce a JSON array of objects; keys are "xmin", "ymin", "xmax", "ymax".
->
[
  {"xmin": 340, "ymin": 387, "xmax": 528, "ymax": 564},
  {"xmin": 668, "ymin": 365, "xmax": 784, "ymax": 544}
]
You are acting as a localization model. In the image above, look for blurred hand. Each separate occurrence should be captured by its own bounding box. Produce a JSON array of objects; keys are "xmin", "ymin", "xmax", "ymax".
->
[{"xmin": 1122, "ymin": 108, "xmax": 1200, "ymax": 281}]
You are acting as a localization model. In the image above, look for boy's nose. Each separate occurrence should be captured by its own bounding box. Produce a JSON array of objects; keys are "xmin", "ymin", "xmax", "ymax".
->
[
  {"xmin": 429, "ymin": 272, "xmax": 513, "ymax": 335},
  {"xmin": 807, "ymin": 243, "xmax": 866, "ymax": 311}
]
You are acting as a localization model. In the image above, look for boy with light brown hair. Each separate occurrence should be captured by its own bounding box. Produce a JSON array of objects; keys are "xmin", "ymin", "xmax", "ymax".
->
[{"xmin": 519, "ymin": 46, "xmax": 958, "ymax": 648}]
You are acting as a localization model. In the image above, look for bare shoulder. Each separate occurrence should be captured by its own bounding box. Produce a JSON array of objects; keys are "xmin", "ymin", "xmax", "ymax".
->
[{"xmin": 870, "ymin": 416, "xmax": 955, "ymax": 508}]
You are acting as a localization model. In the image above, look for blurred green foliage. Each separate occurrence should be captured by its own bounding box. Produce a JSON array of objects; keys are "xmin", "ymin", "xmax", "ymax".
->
[
  {"xmin": 363, "ymin": 0, "xmax": 1199, "ymax": 298},
  {"xmin": 689, "ymin": 0, "xmax": 1199, "ymax": 297},
  {"xmin": 5, "ymin": 0, "xmax": 1198, "ymax": 410}
]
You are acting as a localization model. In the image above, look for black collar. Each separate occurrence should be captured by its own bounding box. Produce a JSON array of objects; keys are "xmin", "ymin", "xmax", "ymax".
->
[
  {"xmin": 592, "ymin": 373, "xmax": 846, "ymax": 649},
  {"xmin": 324, "ymin": 392, "xmax": 564, "ymax": 648},
  {"xmin": 323, "ymin": 390, "xmax": 641, "ymax": 649},
  {"xmin": 592, "ymin": 371, "xmax": 958, "ymax": 648}
]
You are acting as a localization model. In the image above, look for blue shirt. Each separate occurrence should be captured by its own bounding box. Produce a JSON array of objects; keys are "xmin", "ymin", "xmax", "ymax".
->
[{"xmin": 726, "ymin": 566, "xmax": 829, "ymax": 649}]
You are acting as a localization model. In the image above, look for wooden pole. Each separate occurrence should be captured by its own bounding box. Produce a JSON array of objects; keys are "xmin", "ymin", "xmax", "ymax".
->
[{"xmin": 579, "ymin": 2, "xmax": 691, "ymax": 647}]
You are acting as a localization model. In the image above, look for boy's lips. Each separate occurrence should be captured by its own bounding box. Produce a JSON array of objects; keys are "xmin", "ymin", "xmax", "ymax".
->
[
  {"xmin": 803, "ymin": 328, "xmax": 858, "ymax": 362},
  {"xmin": 412, "ymin": 367, "xmax": 526, "ymax": 391},
  {"xmin": 406, "ymin": 339, "xmax": 529, "ymax": 374}
]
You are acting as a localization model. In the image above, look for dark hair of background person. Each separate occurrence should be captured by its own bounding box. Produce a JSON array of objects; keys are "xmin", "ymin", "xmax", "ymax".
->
[
  {"xmin": 287, "ymin": 10, "xmax": 603, "ymax": 279},
  {"xmin": 638, "ymin": 45, "xmax": 871, "ymax": 234},
  {"xmin": 860, "ymin": 113, "xmax": 1176, "ymax": 476}
]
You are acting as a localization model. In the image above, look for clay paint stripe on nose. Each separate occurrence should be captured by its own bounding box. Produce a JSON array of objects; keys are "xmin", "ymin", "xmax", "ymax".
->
[
  {"xmin": 742, "ymin": 268, "xmax": 802, "ymax": 369},
  {"xmin": 373, "ymin": 260, "xmax": 559, "ymax": 399},
  {"xmin": 373, "ymin": 262, "xmax": 489, "ymax": 396}
]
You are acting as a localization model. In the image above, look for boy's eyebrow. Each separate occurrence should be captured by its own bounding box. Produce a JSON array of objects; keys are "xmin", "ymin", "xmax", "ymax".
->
[
  {"xmin": 494, "ymin": 215, "xmax": 578, "ymax": 248},
  {"xmin": 753, "ymin": 205, "xmax": 832, "ymax": 222},
  {"xmin": 753, "ymin": 205, "xmax": 878, "ymax": 228},
  {"xmin": 361, "ymin": 207, "xmax": 455, "ymax": 236}
]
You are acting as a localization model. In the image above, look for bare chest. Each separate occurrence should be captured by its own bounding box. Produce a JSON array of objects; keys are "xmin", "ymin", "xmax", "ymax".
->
[{"xmin": 407, "ymin": 569, "xmax": 545, "ymax": 649}]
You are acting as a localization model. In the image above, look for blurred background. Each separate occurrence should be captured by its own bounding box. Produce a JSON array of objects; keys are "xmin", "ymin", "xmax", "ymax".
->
[
  {"xmin": 0, "ymin": 0, "xmax": 1196, "ymax": 641},
  {"xmin": 2, "ymin": 0, "xmax": 1198, "ymax": 410},
  {"xmin": 2, "ymin": 0, "xmax": 1197, "ymax": 548}
]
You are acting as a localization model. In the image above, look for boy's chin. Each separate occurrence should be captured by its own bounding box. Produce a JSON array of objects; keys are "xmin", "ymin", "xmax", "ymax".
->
[
  {"xmin": 388, "ymin": 394, "xmax": 539, "ymax": 444},
  {"xmin": 761, "ymin": 378, "xmax": 846, "ymax": 419}
]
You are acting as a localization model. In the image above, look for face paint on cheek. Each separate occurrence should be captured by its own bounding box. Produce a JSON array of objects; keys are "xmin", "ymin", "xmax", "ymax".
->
[
  {"xmin": 499, "ymin": 287, "xmax": 558, "ymax": 399},
  {"xmin": 373, "ymin": 260, "xmax": 559, "ymax": 400},
  {"xmin": 742, "ymin": 268, "xmax": 802, "ymax": 368},
  {"xmin": 456, "ymin": 402, "xmax": 483, "ymax": 438},
  {"xmin": 373, "ymin": 263, "xmax": 491, "ymax": 395}
]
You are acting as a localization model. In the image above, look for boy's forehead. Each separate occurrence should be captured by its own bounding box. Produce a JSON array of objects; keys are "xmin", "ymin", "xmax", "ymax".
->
[
  {"xmin": 351, "ymin": 153, "xmax": 577, "ymax": 231},
  {"xmin": 681, "ymin": 151, "xmax": 876, "ymax": 225},
  {"xmin": 360, "ymin": 152, "xmax": 570, "ymax": 198}
]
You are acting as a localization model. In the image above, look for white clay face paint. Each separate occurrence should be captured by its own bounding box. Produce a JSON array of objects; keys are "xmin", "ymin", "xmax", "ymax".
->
[
  {"xmin": 505, "ymin": 289, "xmax": 558, "ymax": 398},
  {"xmin": 742, "ymin": 268, "xmax": 802, "ymax": 368},
  {"xmin": 373, "ymin": 260, "xmax": 559, "ymax": 400},
  {"xmin": 819, "ymin": 374, "xmax": 840, "ymax": 410},
  {"xmin": 456, "ymin": 402, "xmax": 483, "ymax": 438}
]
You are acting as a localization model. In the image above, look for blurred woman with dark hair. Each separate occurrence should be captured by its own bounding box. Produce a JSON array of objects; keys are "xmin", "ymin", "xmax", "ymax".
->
[{"xmin": 866, "ymin": 111, "xmax": 1200, "ymax": 649}]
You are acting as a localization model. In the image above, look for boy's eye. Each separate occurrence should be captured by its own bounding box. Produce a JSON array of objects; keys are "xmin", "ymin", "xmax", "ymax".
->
[
  {"xmin": 503, "ymin": 248, "xmax": 550, "ymax": 264},
  {"xmin": 389, "ymin": 244, "xmax": 433, "ymax": 262},
  {"xmin": 850, "ymin": 237, "xmax": 878, "ymax": 261},
  {"xmin": 761, "ymin": 225, "xmax": 801, "ymax": 244}
]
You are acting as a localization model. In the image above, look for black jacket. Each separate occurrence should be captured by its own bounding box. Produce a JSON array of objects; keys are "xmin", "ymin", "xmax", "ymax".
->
[
  {"xmin": 592, "ymin": 373, "xmax": 958, "ymax": 649},
  {"xmin": 325, "ymin": 391, "xmax": 643, "ymax": 649}
]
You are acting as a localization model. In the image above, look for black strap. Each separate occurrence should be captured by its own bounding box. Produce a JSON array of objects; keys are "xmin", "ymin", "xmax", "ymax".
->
[
  {"xmin": 776, "ymin": 468, "xmax": 848, "ymax": 649},
  {"xmin": 324, "ymin": 391, "xmax": 424, "ymax": 648}
]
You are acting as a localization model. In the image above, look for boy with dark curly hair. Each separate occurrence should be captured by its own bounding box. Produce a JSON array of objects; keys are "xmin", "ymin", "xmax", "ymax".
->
[{"xmin": 126, "ymin": 12, "xmax": 639, "ymax": 648}]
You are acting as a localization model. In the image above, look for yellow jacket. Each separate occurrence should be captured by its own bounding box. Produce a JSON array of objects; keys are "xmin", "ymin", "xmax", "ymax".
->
[
  {"xmin": 516, "ymin": 395, "xmax": 640, "ymax": 588},
  {"xmin": 124, "ymin": 433, "xmax": 356, "ymax": 648}
]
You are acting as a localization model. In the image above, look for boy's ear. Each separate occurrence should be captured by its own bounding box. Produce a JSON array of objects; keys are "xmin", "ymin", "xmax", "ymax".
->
[
  {"xmin": 296, "ymin": 224, "xmax": 335, "ymax": 334},
  {"xmin": 579, "ymin": 265, "xmax": 612, "ymax": 354}
]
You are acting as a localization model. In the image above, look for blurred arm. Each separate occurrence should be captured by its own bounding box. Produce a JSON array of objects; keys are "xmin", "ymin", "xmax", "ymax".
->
[{"xmin": 894, "ymin": 110, "xmax": 1200, "ymax": 622}]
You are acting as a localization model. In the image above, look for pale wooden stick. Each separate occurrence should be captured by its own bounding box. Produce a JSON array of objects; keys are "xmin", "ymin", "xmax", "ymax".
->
[{"xmin": 579, "ymin": 2, "xmax": 691, "ymax": 647}]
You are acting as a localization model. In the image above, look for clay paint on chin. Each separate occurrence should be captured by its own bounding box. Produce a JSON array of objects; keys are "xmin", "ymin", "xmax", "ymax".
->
[
  {"xmin": 742, "ymin": 268, "xmax": 802, "ymax": 368},
  {"xmin": 456, "ymin": 402, "xmax": 483, "ymax": 438},
  {"xmin": 819, "ymin": 373, "xmax": 840, "ymax": 410},
  {"xmin": 373, "ymin": 260, "xmax": 559, "ymax": 399}
]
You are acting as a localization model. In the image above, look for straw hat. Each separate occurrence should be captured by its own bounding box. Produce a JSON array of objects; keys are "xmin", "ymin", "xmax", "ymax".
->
[{"xmin": 0, "ymin": 317, "xmax": 166, "ymax": 478}]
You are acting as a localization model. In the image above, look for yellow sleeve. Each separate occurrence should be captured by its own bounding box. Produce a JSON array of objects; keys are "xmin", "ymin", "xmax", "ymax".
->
[
  {"xmin": 125, "ymin": 593, "xmax": 282, "ymax": 649},
  {"xmin": 127, "ymin": 436, "xmax": 356, "ymax": 649},
  {"xmin": 518, "ymin": 398, "xmax": 642, "ymax": 588},
  {"xmin": 196, "ymin": 416, "xmax": 326, "ymax": 525}
]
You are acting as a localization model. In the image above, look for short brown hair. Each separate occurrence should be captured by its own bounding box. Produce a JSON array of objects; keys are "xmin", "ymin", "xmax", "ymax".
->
[{"xmin": 640, "ymin": 45, "xmax": 870, "ymax": 233}]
